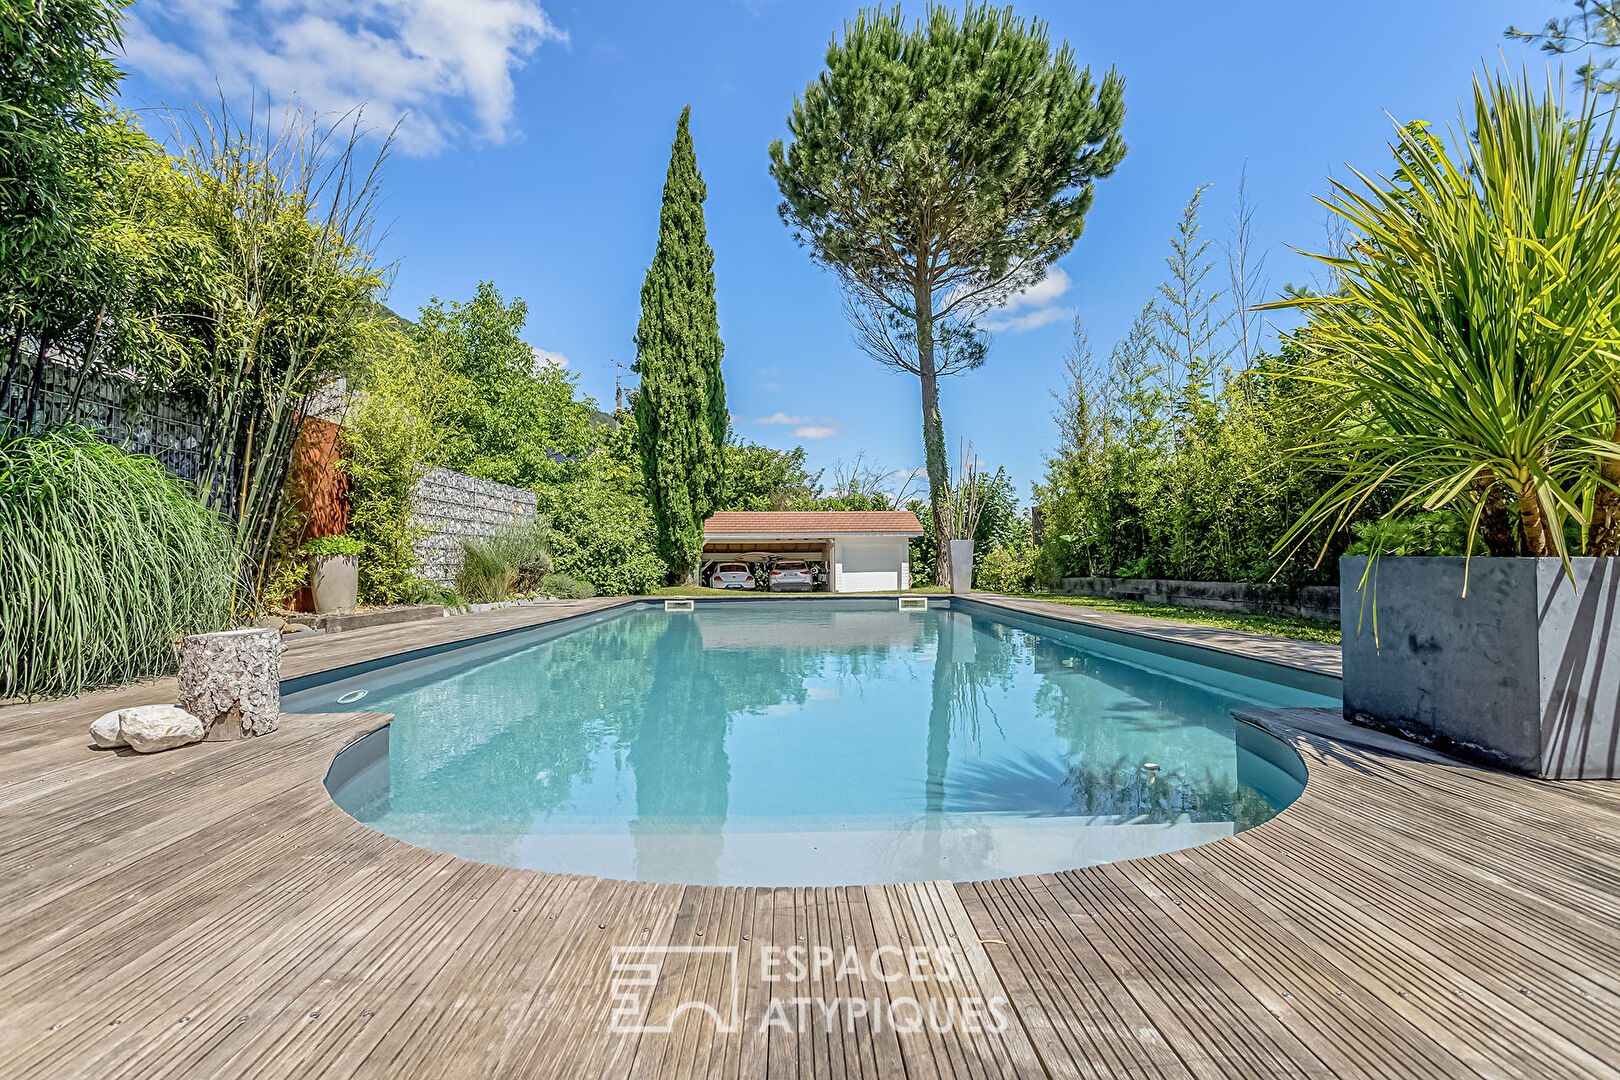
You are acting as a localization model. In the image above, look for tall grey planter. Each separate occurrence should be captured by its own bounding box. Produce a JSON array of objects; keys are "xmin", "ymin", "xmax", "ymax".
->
[
  {"xmin": 948, "ymin": 540, "xmax": 975, "ymax": 595},
  {"xmin": 1340, "ymin": 556, "xmax": 1620, "ymax": 778}
]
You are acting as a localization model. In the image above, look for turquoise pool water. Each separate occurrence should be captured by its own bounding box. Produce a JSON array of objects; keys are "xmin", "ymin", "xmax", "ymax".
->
[{"xmin": 302, "ymin": 600, "xmax": 1336, "ymax": 886}]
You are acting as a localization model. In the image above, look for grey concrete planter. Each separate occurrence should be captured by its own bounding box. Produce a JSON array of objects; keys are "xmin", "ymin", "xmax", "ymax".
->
[
  {"xmin": 948, "ymin": 540, "xmax": 974, "ymax": 594},
  {"xmin": 1341, "ymin": 556, "xmax": 1620, "ymax": 778},
  {"xmin": 310, "ymin": 554, "xmax": 359, "ymax": 615}
]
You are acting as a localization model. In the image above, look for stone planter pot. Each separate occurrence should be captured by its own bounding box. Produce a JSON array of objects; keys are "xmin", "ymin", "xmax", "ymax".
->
[
  {"xmin": 310, "ymin": 554, "xmax": 359, "ymax": 615},
  {"xmin": 1340, "ymin": 556, "xmax": 1620, "ymax": 778},
  {"xmin": 178, "ymin": 627, "xmax": 282, "ymax": 740},
  {"xmin": 948, "ymin": 540, "xmax": 975, "ymax": 595}
]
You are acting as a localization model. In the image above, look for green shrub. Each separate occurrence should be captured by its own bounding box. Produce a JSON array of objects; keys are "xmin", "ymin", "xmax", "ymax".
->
[
  {"xmin": 342, "ymin": 326, "xmax": 448, "ymax": 604},
  {"xmin": 1345, "ymin": 512, "xmax": 1479, "ymax": 558},
  {"xmin": 300, "ymin": 534, "xmax": 364, "ymax": 557},
  {"xmin": 455, "ymin": 521, "xmax": 551, "ymax": 602},
  {"xmin": 537, "ymin": 480, "xmax": 668, "ymax": 596},
  {"xmin": 975, "ymin": 542, "xmax": 1036, "ymax": 594},
  {"xmin": 480, "ymin": 520, "xmax": 553, "ymax": 591},
  {"xmin": 398, "ymin": 577, "xmax": 466, "ymax": 609},
  {"xmin": 457, "ymin": 540, "xmax": 517, "ymax": 602},
  {"xmin": 542, "ymin": 573, "xmax": 596, "ymax": 599},
  {"xmin": 0, "ymin": 427, "xmax": 237, "ymax": 699}
]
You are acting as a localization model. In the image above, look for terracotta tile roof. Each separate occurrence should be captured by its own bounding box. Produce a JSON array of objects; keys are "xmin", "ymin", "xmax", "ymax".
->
[{"xmin": 704, "ymin": 511, "xmax": 924, "ymax": 536}]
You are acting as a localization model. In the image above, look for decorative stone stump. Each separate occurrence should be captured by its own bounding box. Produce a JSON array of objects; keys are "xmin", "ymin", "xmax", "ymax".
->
[{"xmin": 178, "ymin": 627, "xmax": 283, "ymax": 741}]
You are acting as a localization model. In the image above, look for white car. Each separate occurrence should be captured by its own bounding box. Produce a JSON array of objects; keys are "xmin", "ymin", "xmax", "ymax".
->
[
  {"xmin": 768, "ymin": 560, "xmax": 813, "ymax": 591},
  {"xmin": 707, "ymin": 562, "xmax": 755, "ymax": 590}
]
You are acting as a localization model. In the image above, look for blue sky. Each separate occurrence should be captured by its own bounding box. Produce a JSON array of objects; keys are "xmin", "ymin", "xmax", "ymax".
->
[{"xmin": 116, "ymin": 0, "xmax": 1569, "ymax": 504}]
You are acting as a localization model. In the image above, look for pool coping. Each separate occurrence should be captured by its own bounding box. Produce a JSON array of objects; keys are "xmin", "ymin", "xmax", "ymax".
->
[{"xmin": 275, "ymin": 590, "xmax": 1342, "ymax": 705}]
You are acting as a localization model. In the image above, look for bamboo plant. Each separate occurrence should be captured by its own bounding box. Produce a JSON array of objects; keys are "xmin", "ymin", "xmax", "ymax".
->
[
  {"xmin": 1267, "ymin": 71, "xmax": 1620, "ymax": 581},
  {"xmin": 162, "ymin": 104, "xmax": 392, "ymax": 611}
]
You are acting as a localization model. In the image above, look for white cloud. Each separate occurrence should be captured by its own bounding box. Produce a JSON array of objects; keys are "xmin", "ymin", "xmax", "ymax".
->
[
  {"xmin": 981, "ymin": 266, "xmax": 1073, "ymax": 334},
  {"xmin": 741, "ymin": 412, "xmax": 812, "ymax": 425},
  {"xmin": 740, "ymin": 411, "xmax": 842, "ymax": 439},
  {"xmin": 793, "ymin": 424, "xmax": 840, "ymax": 439},
  {"xmin": 889, "ymin": 467, "xmax": 927, "ymax": 480},
  {"xmin": 122, "ymin": 0, "xmax": 567, "ymax": 155},
  {"xmin": 531, "ymin": 346, "xmax": 568, "ymax": 370}
]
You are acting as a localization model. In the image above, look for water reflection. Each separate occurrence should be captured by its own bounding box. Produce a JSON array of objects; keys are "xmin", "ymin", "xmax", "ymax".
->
[{"xmin": 330, "ymin": 603, "xmax": 1319, "ymax": 885}]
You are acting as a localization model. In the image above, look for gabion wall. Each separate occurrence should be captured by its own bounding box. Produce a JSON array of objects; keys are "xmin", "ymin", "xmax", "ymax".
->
[
  {"xmin": 1, "ymin": 360, "xmax": 213, "ymax": 483},
  {"xmin": 408, "ymin": 466, "xmax": 538, "ymax": 585}
]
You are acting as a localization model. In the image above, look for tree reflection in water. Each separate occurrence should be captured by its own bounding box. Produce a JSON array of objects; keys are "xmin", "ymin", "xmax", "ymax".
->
[{"xmin": 346, "ymin": 602, "xmax": 1308, "ymax": 883}]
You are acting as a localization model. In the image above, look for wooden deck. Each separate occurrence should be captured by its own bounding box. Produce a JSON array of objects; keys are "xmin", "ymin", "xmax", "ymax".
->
[{"xmin": 2, "ymin": 596, "xmax": 1618, "ymax": 1078}]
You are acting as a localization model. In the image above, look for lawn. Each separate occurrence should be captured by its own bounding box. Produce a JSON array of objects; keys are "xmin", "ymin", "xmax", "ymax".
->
[{"xmin": 1015, "ymin": 593, "xmax": 1342, "ymax": 645}]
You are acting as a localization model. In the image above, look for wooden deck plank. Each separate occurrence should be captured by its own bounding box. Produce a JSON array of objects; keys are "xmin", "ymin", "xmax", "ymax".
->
[{"xmin": 2, "ymin": 595, "xmax": 1619, "ymax": 1078}]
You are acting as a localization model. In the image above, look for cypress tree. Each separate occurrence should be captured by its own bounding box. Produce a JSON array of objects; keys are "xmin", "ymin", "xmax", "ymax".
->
[{"xmin": 634, "ymin": 106, "xmax": 728, "ymax": 581}]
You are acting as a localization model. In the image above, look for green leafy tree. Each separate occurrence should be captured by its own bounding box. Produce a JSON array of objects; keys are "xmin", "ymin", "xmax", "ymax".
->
[
  {"xmin": 633, "ymin": 107, "xmax": 728, "ymax": 582},
  {"xmin": 106, "ymin": 106, "xmax": 390, "ymax": 605},
  {"xmin": 721, "ymin": 437, "xmax": 821, "ymax": 511},
  {"xmin": 1155, "ymin": 185, "xmax": 1233, "ymax": 432},
  {"xmin": 0, "ymin": 0, "xmax": 148, "ymax": 423},
  {"xmin": 537, "ymin": 478, "xmax": 668, "ymax": 597},
  {"xmin": 528, "ymin": 408, "xmax": 665, "ymax": 596},
  {"xmin": 341, "ymin": 324, "xmax": 452, "ymax": 603},
  {"xmin": 1034, "ymin": 189, "xmax": 1360, "ymax": 589},
  {"xmin": 417, "ymin": 281, "xmax": 599, "ymax": 490},
  {"xmin": 769, "ymin": 4, "xmax": 1126, "ymax": 585}
]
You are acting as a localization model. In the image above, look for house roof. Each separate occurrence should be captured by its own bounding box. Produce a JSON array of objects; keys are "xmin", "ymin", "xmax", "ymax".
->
[{"xmin": 704, "ymin": 510, "xmax": 924, "ymax": 537}]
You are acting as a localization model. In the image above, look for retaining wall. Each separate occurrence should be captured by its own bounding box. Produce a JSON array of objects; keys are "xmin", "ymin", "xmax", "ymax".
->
[
  {"xmin": 409, "ymin": 467, "xmax": 538, "ymax": 585},
  {"xmin": 1054, "ymin": 576, "xmax": 1340, "ymax": 623}
]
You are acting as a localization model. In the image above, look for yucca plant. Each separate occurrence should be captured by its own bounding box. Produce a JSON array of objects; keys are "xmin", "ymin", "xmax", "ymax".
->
[
  {"xmin": 1267, "ymin": 72, "xmax": 1620, "ymax": 580},
  {"xmin": 941, "ymin": 440, "xmax": 986, "ymax": 543},
  {"xmin": 0, "ymin": 426, "xmax": 237, "ymax": 699}
]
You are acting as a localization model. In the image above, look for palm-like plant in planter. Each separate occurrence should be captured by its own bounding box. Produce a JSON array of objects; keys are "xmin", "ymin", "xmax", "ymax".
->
[
  {"xmin": 1269, "ymin": 72, "xmax": 1620, "ymax": 573},
  {"xmin": 1267, "ymin": 72, "xmax": 1620, "ymax": 778}
]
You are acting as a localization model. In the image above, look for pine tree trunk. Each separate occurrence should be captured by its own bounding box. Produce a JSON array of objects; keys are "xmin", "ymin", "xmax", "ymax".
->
[
  {"xmin": 1519, "ymin": 475, "xmax": 1554, "ymax": 557},
  {"xmin": 1588, "ymin": 428, "xmax": 1620, "ymax": 557},
  {"xmin": 913, "ymin": 280, "xmax": 951, "ymax": 588}
]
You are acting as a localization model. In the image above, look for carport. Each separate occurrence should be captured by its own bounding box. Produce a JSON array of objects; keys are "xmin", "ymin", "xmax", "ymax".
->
[{"xmin": 701, "ymin": 511, "xmax": 924, "ymax": 592}]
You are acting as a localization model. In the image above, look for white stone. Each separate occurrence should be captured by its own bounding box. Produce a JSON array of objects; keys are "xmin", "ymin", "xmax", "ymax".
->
[
  {"xmin": 89, "ymin": 710, "xmax": 126, "ymax": 748},
  {"xmin": 178, "ymin": 627, "xmax": 283, "ymax": 740},
  {"xmin": 119, "ymin": 705, "xmax": 204, "ymax": 753}
]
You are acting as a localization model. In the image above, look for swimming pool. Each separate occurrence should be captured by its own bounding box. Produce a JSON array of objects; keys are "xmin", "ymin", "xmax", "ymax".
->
[{"xmin": 297, "ymin": 598, "xmax": 1336, "ymax": 886}]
